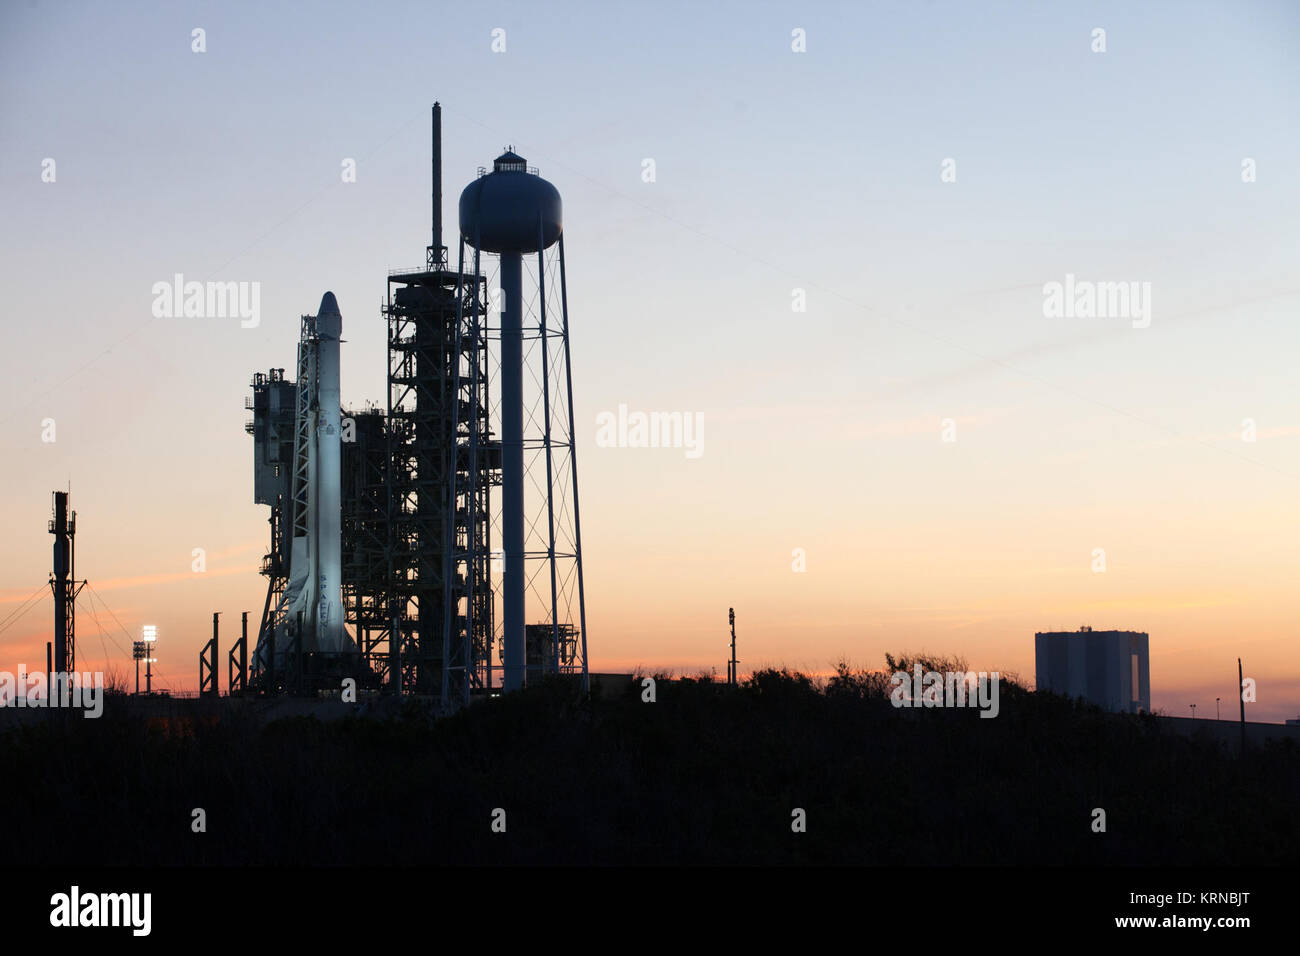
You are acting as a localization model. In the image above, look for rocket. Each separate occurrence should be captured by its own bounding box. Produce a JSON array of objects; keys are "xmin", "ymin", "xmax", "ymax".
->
[
  {"xmin": 277, "ymin": 291, "xmax": 349, "ymax": 658},
  {"xmin": 313, "ymin": 291, "xmax": 345, "ymax": 653}
]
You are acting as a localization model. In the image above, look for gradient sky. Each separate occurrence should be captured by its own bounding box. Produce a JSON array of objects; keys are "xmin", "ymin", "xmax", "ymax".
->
[{"xmin": 1, "ymin": 1, "xmax": 1297, "ymax": 720}]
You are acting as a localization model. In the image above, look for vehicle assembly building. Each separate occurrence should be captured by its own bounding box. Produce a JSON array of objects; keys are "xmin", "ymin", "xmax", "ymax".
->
[
  {"xmin": 243, "ymin": 103, "xmax": 588, "ymax": 708},
  {"xmin": 1035, "ymin": 627, "xmax": 1150, "ymax": 714}
]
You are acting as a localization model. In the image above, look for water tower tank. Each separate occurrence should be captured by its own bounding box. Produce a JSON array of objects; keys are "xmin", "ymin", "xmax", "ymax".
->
[
  {"xmin": 442, "ymin": 137, "xmax": 589, "ymax": 699},
  {"xmin": 458, "ymin": 149, "xmax": 562, "ymax": 253}
]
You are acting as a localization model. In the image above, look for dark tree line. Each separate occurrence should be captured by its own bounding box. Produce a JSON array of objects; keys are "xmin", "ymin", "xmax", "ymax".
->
[{"xmin": 3, "ymin": 660, "xmax": 1296, "ymax": 865}]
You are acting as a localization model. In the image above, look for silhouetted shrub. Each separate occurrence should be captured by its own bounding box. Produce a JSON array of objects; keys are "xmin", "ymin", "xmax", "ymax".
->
[{"xmin": 3, "ymin": 656, "xmax": 1295, "ymax": 865}]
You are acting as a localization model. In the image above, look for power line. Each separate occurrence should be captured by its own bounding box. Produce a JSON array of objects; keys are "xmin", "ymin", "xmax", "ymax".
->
[
  {"xmin": 82, "ymin": 584, "xmax": 133, "ymax": 660},
  {"xmin": 81, "ymin": 591, "xmax": 112, "ymax": 672},
  {"xmin": 0, "ymin": 585, "xmax": 48, "ymax": 638},
  {"xmin": 0, "ymin": 584, "xmax": 47, "ymax": 630}
]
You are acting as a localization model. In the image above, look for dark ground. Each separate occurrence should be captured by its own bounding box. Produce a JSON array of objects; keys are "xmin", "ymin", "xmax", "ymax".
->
[{"xmin": 4, "ymin": 661, "xmax": 1297, "ymax": 865}]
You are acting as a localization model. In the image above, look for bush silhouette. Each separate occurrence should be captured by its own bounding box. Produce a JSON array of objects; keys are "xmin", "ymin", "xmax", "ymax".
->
[{"xmin": 3, "ymin": 655, "xmax": 1295, "ymax": 865}]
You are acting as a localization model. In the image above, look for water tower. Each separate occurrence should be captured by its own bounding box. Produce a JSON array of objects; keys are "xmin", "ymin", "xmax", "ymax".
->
[{"xmin": 454, "ymin": 148, "xmax": 589, "ymax": 694}]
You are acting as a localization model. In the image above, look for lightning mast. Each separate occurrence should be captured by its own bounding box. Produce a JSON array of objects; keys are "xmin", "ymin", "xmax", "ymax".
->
[{"xmin": 49, "ymin": 490, "xmax": 84, "ymax": 679}]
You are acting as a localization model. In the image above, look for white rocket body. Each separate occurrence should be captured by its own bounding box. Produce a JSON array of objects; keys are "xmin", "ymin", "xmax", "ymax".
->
[
  {"xmin": 279, "ymin": 292, "xmax": 348, "ymax": 657},
  {"xmin": 313, "ymin": 292, "xmax": 345, "ymax": 654}
]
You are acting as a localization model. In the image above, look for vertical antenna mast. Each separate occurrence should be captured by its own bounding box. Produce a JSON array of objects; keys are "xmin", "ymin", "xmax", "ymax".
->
[
  {"xmin": 49, "ymin": 490, "xmax": 82, "ymax": 678},
  {"xmin": 429, "ymin": 102, "xmax": 443, "ymax": 270}
]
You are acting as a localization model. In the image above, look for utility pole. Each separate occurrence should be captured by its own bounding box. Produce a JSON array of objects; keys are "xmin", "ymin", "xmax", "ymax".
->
[
  {"xmin": 1216, "ymin": 697, "xmax": 1221, "ymax": 721},
  {"xmin": 1238, "ymin": 658, "xmax": 1247, "ymax": 754},
  {"xmin": 727, "ymin": 607, "xmax": 738, "ymax": 686}
]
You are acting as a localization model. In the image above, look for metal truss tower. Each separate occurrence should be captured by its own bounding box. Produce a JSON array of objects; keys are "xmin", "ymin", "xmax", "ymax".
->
[
  {"xmin": 379, "ymin": 103, "xmax": 498, "ymax": 701},
  {"xmin": 340, "ymin": 408, "xmax": 390, "ymax": 685},
  {"xmin": 248, "ymin": 367, "xmax": 293, "ymax": 680},
  {"xmin": 48, "ymin": 490, "xmax": 84, "ymax": 675},
  {"xmin": 383, "ymin": 262, "xmax": 494, "ymax": 697}
]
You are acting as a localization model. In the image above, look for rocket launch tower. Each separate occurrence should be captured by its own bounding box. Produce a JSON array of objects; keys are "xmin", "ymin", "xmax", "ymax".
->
[{"xmin": 245, "ymin": 104, "xmax": 588, "ymax": 705}]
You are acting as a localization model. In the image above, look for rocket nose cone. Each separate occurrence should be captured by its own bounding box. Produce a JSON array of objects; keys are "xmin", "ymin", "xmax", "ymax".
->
[{"xmin": 317, "ymin": 291, "xmax": 342, "ymax": 337}]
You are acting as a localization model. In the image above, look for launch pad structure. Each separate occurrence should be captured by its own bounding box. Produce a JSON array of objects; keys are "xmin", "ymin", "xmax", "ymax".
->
[{"xmin": 241, "ymin": 103, "xmax": 588, "ymax": 709}]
